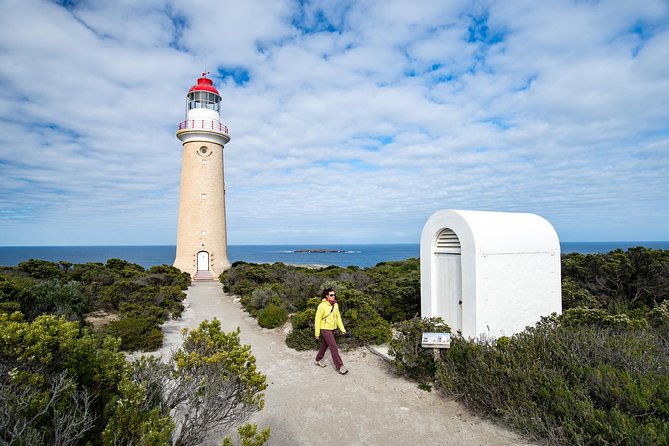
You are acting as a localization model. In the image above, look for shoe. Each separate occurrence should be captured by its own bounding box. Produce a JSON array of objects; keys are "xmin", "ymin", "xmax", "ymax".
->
[
  {"xmin": 315, "ymin": 359, "xmax": 326, "ymax": 368},
  {"xmin": 339, "ymin": 366, "xmax": 348, "ymax": 375}
]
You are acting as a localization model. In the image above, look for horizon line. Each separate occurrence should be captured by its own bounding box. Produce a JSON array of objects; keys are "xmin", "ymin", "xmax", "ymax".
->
[{"xmin": 1, "ymin": 240, "xmax": 669, "ymax": 248}]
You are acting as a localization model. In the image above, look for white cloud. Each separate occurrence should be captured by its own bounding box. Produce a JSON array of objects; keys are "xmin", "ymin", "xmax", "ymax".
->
[{"xmin": 0, "ymin": 0, "xmax": 668, "ymax": 247}]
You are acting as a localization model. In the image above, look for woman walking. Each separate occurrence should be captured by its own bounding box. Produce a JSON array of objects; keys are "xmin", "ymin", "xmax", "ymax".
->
[{"xmin": 314, "ymin": 288, "xmax": 348, "ymax": 374}]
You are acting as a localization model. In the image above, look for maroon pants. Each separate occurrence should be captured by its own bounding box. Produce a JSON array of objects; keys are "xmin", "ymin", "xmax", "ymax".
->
[{"xmin": 316, "ymin": 329, "xmax": 344, "ymax": 370}]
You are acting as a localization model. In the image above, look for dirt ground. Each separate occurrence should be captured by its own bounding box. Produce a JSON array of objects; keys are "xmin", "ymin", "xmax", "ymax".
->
[{"xmin": 159, "ymin": 281, "xmax": 532, "ymax": 446}]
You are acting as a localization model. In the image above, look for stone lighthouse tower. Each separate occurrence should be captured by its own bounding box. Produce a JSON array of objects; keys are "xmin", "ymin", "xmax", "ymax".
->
[{"xmin": 173, "ymin": 73, "xmax": 231, "ymax": 279}]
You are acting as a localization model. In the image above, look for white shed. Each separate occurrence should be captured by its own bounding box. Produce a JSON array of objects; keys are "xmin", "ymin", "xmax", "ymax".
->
[{"xmin": 420, "ymin": 210, "xmax": 562, "ymax": 340}]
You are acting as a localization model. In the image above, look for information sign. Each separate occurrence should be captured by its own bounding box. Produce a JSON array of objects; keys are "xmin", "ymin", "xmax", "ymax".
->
[{"xmin": 421, "ymin": 332, "xmax": 451, "ymax": 348}]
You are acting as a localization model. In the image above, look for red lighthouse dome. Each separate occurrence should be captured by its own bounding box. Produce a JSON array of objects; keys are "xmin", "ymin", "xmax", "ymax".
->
[{"xmin": 189, "ymin": 73, "xmax": 220, "ymax": 95}]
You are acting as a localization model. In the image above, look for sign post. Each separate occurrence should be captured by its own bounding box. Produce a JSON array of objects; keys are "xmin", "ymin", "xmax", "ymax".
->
[{"xmin": 421, "ymin": 332, "xmax": 451, "ymax": 361}]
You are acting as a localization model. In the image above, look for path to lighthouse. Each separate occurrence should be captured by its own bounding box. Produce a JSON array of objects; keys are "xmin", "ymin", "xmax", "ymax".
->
[{"xmin": 159, "ymin": 282, "xmax": 529, "ymax": 446}]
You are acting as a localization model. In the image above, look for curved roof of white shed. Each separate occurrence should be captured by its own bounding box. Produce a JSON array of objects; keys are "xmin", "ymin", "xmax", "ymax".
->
[{"xmin": 422, "ymin": 209, "xmax": 560, "ymax": 255}]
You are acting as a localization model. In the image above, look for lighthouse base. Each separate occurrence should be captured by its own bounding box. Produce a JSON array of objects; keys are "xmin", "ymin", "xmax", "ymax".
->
[{"xmin": 173, "ymin": 250, "xmax": 231, "ymax": 281}]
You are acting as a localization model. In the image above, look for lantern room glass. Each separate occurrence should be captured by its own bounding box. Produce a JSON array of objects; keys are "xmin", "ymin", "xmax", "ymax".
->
[{"xmin": 188, "ymin": 91, "xmax": 221, "ymax": 112}]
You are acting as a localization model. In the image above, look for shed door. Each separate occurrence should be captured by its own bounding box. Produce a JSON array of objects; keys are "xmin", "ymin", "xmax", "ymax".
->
[
  {"xmin": 197, "ymin": 251, "xmax": 209, "ymax": 271},
  {"xmin": 434, "ymin": 228, "xmax": 462, "ymax": 335}
]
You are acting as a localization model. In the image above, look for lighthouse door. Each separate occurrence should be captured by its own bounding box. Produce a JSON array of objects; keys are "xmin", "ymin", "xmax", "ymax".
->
[
  {"xmin": 197, "ymin": 251, "xmax": 209, "ymax": 271},
  {"xmin": 433, "ymin": 228, "xmax": 463, "ymax": 335}
]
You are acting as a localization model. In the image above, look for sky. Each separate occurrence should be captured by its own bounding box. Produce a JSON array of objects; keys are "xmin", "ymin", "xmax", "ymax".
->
[{"xmin": 0, "ymin": 0, "xmax": 668, "ymax": 246}]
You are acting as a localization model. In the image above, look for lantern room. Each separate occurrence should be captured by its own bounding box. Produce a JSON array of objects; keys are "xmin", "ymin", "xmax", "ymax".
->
[
  {"xmin": 178, "ymin": 73, "xmax": 228, "ymax": 137},
  {"xmin": 185, "ymin": 75, "xmax": 221, "ymax": 118}
]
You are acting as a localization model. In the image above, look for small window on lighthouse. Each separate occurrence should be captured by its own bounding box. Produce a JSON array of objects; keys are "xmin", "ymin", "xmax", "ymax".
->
[
  {"xmin": 201, "ymin": 231, "xmax": 206, "ymax": 236},
  {"xmin": 202, "ymin": 160, "xmax": 207, "ymax": 165},
  {"xmin": 201, "ymin": 194, "xmax": 207, "ymax": 200},
  {"xmin": 199, "ymin": 147, "xmax": 208, "ymax": 154}
]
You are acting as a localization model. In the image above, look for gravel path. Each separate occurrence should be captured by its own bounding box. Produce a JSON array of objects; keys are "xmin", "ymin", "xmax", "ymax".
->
[{"xmin": 159, "ymin": 281, "xmax": 532, "ymax": 446}]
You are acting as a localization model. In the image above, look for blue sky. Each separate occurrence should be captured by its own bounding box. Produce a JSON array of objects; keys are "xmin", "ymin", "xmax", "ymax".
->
[{"xmin": 0, "ymin": 0, "xmax": 668, "ymax": 246}]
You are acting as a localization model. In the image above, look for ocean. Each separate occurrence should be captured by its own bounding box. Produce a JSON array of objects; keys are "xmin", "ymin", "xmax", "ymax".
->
[{"xmin": 0, "ymin": 242, "xmax": 668, "ymax": 269}]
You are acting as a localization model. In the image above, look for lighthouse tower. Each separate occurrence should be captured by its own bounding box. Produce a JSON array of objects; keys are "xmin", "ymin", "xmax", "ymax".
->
[{"xmin": 173, "ymin": 73, "xmax": 231, "ymax": 279}]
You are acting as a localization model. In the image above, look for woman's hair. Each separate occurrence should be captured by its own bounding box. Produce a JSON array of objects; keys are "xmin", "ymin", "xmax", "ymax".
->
[{"xmin": 321, "ymin": 288, "xmax": 335, "ymax": 299}]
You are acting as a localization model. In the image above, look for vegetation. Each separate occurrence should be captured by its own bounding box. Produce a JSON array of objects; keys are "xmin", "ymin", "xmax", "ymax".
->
[
  {"xmin": 0, "ymin": 312, "xmax": 126, "ymax": 444},
  {"xmin": 1, "ymin": 258, "xmax": 190, "ymax": 350},
  {"xmin": 561, "ymin": 247, "xmax": 669, "ymax": 312},
  {"xmin": 224, "ymin": 248, "xmax": 669, "ymax": 445},
  {"xmin": 388, "ymin": 316, "xmax": 450, "ymax": 386},
  {"xmin": 435, "ymin": 316, "xmax": 669, "ymax": 445},
  {"xmin": 0, "ymin": 313, "xmax": 268, "ymax": 445},
  {"xmin": 220, "ymin": 259, "xmax": 419, "ymax": 348},
  {"xmin": 257, "ymin": 302, "xmax": 288, "ymax": 328},
  {"xmin": 0, "ymin": 258, "xmax": 270, "ymax": 445},
  {"xmin": 103, "ymin": 320, "xmax": 267, "ymax": 446},
  {"xmin": 388, "ymin": 248, "xmax": 669, "ymax": 445},
  {"xmin": 3, "ymin": 246, "xmax": 667, "ymax": 445}
]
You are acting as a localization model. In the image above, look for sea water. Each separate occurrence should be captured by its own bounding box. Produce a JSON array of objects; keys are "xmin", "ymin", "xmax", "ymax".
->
[{"xmin": 0, "ymin": 242, "xmax": 668, "ymax": 269}]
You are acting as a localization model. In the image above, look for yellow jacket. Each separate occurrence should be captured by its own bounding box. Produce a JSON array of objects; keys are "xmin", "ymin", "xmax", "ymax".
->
[{"xmin": 314, "ymin": 298, "xmax": 346, "ymax": 337}]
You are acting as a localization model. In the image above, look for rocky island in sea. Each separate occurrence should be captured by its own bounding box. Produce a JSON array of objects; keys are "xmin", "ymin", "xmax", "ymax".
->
[{"xmin": 293, "ymin": 248, "xmax": 347, "ymax": 253}]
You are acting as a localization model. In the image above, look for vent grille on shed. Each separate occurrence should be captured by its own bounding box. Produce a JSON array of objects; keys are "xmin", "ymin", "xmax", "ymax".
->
[{"xmin": 436, "ymin": 228, "xmax": 461, "ymax": 251}]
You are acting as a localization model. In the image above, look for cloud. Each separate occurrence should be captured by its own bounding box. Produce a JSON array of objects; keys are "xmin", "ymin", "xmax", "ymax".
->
[{"xmin": 0, "ymin": 0, "xmax": 668, "ymax": 246}]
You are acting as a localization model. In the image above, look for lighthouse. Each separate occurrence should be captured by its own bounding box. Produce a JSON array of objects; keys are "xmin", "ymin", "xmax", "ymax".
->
[{"xmin": 173, "ymin": 73, "xmax": 231, "ymax": 279}]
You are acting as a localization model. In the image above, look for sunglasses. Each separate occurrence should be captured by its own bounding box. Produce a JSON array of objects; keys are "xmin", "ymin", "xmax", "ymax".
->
[{"xmin": 328, "ymin": 293, "xmax": 336, "ymax": 297}]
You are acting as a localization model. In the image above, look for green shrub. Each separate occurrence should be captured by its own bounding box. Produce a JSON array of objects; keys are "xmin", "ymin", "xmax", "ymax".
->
[
  {"xmin": 222, "ymin": 423, "xmax": 271, "ymax": 446},
  {"xmin": 18, "ymin": 259, "xmax": 67, "ymax": 280},
  {"xmin": 104, "ymin": 315, "xmax": 163, "ymax": 351},
  {"xmin": 285, "ymin": 298, "xmax": 320, "ymax": 350},
  {"xmin": 285, "ymin": 327, "xmax": 317, "ymax": 351},
  {"xmin": 0, "ymin": 312, "xmax": 127, "ymax": 444},
  {"xmin": 257, "ymin": 303, "xmax": 288, "ymax": 329},
  {"xmin": 24, "ymin": 278, "xmax": 88, "ymax": 321},
  {"xmin": 388, "ymin": 317, "xmax": 449, "ymax": 384},
  {"xmin": 433, "ymin": 316, "xmax": 669, "ymax": 445},
  {"xmin": 249, "ymin": 284, "xmax": 285, "ymax": 313},
  {"xmin": 0, "ymin": 274, "xmax": 35, "ymax": 313},
  {"xmin": 336, "ymin": 287, "xmax": 391, "ymax": 345},
  {"xmin": 220, "ymin": 260, "xmax": 422, "ymax": 334},
  {"xmin": 648, "ymin": 300, "xmax": 669, "ymax": 328},
  {"xmin": 71, "ymin": 262, "xmax": 119, "ymax": 286},
  {"xmin": 562, "ymin": 276, "xmax": 599, "ymax": 309},
  {"xmin": 561, "ymin": 248, "xmax": 669, "ymax": 312},
  {"xmin": 155, "ymin": 285, "xmax": 186, "ymax": 318},
  {"xmin": 365, "ymin": 258, "xmax": 421, "ymax": 322},
  {"xmin": 118, "ymin": 302, "xmax": 165, "ymax": 319},
  {"xmin": 560, "ymin": 307, "xmax": 648, "ymax": 329},
  {"xmin": 146, "ymin": 265, "xmax": 191, "ymax": 290},
  {"xmin": 105, "ymin": 258, "xmax": 145, "ymax": 278},
  {"xmin": 101, "ymin": 377, "xmax": 174, "ymax": 445},
  {"xmin": 220, "ymin": 263, "xmax": 274, "ymax": 297},
  {"xmin": 99, "ymin": 279, "xmax": 143, "ymax": 307},
  {"xmin": 290, "ymin": 297, "xmax": 318, "ymax": 329}
]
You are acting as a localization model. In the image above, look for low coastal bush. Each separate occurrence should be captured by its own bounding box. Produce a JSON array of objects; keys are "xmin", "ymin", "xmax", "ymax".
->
[
  {"xmin": 285, "ymin": 325, "xmax": 318, "ymax": 350},
  {"xmin": 388, "ymin": 317, "xmax": 450, "ymax": 385},
  {"xmin": 258, "ymin": 303, "xmax": 288, "ymax": 329},
  {"xmin": 336, "ymin": 287, "xmax": 391, "ymax": 345},
  {"xmin": 225, "ymin": 248, "xmax": 669, "ymax": 444},
  {"xmin": 364, "ymin": 258, "xmax": 421, "ymax": 322},
  {"xmin": 559, "ymin": 306, "xmax": 648, "ymax": 329},
  {"xmin": 1, "ymin": 259, "xmax": 189, "ymax": 351},
  {"xmin": 220, "ymin": 261, "xmax": 411, "ymax": 344},
  {"xmin": 390, "ymin": 314, "xmax": 669, "ymax": 445},
  {"xmin": 0, "ymin": 312, "xmax": 127, "ymax": 444},
  {"xmin": 1, "ymin": 313, "xmax": 268, "ymax": 446},
  {"xmin": 561, "ymin": 247, "xmax": 669, "ymax": 312},
  {"xmin": 285, "ymin": 285, "xmax": 392, "ymax": 349},
  {"xmin": 104, "ymin": 315, "xmax": 164, "ymax": 351},
  {"xmin": 285, "ymin": 297, "xmax": 319, "ymax": 350}
]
